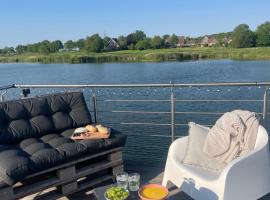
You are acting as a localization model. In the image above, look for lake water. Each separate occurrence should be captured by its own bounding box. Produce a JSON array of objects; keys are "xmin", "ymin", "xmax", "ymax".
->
[{"xmin": 1, "ymin": 60, "xmax": 270, "ymax": 165}]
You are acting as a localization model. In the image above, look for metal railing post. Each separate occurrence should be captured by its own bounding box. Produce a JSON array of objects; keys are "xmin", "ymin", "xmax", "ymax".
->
[
  {"xmin": 92, "ymin": 92, "xmax": 98, "ymax": 123},
  {"xmin": 263, "ymin": 87, "xmax": 269, "ymax": 126},
  {"xmin": 170, "ymin": 82, "xmax": 175, "ymax": 142}
]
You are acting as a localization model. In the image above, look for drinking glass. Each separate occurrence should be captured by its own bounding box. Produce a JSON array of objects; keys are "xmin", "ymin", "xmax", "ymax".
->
[
  {"xmin": 116, "ymin": 172, "xmax": 128, "ymax": 189},
  {"xmin": 128, "ymin": 173, "xmax": 140, "ymax": 191}
]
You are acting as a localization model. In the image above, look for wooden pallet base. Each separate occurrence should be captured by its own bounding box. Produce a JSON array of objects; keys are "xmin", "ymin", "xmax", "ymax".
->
[{"xmin": 0, "ymin": 147, "xmax": 123, "ymax": 200}]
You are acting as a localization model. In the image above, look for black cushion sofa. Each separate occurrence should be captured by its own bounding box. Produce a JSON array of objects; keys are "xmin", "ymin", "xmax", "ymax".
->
[{"xmin": 0, "ymin": 92, "xmax": 126, "ymax": 199}]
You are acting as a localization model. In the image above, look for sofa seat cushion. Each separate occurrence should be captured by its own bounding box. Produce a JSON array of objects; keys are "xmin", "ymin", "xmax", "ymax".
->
[
  {"xmin": 0, "ymin": 132, "xmax": 87, "ymax": 185},
  {"xmin": 0, "ymin": 145, "xmax": 32, "ymax": 186},
  {"xmin": 61, "ymin": 128, "xmax": 127, "ymax": 153}
]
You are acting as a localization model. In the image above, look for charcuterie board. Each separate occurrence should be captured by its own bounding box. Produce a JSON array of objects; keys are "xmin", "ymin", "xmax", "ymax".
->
[{"xmin": 71, "ymin": 125, "xmax": 111, "ymax": 140}]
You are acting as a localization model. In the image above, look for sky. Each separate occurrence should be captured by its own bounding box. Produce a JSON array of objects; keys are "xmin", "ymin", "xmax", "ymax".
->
[{"xmin": 0, "ymin": 0, "xmax": 269, "ymax": 48}]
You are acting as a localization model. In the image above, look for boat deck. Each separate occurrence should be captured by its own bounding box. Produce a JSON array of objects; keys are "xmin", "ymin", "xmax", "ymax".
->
[{"xmin": 21, "ymin": 164, "xmax": 270, "ymax": 200}]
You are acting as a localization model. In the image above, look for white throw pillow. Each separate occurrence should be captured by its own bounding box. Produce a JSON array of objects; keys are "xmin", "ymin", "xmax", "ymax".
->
[{"xmin": 182, "ymin": 122, "xmax": 226, "ymax": 172}]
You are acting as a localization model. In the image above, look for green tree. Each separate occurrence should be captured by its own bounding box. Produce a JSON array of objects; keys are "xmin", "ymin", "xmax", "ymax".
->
[
  {"xmin": 163, "ymin": 34, "xmax": 170, "ymax": 40},
  {"xmin": 15, "ymin": 45, "xmax": 27, "ymax": 54},
  {"xmin": 77, "ymin": 39, "xmax": 85, "ymax": 50},
  {"xmin": 232, "ymin": 24, "xmax": 255, "ymax": 48},
  {"xmin": 84, "ymin": 34, "xmax": 104, "ymax": 52},
  {"xmin": 49, "ymin": 40, "xmax": 63, "ymax": 53},
  {"xmin": 64, "ymin": 40, "xmax": 76, "ymax": 50},
  {"xmin": 27, "ymin": 44, "xmax": 39, "ymax": 53},
  {"xmin": 133, "ymin": 30, "xmax": 146, "ymax": 42},
  {"xmin": 38, "ymin": 45, "xmax": 50, "ymax": 54},
  {"xmin": 135, "ymin": 38, "xmax": 151, "ymax": 50},
  {"xmin": 38, "ymin": 40, "xmax": 51, "ymax": 54},
  {"xmin": 126, "ymin": 33, "xmax": 136, "ymax": 45},
  {"xmin": 2, "ymin": 47, "xmax": 15, "ymax": 55},
  {"xmin": 117, "ymin": 36, "xmax": 128, "ymax": 49},
  {"xmin": 151, "ymin": 36, "xmax": 164, "ymax": 49},
  {"xmin": 127, "ymin": 30, "xmax": 146, "ymax": 45},
  {"xmin": 127, "ymin": 43, "xmax": 135, "ymax": 50},
  {"xmin": 170, "ymin": 34, "xmax": 179, "ymax": 47},
  {"xmin": 256, "ymin": 21, "xmax": 270, "ymax": 47}
]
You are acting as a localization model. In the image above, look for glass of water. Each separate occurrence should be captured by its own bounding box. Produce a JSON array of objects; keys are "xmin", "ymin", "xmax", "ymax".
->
[
  {"xmin": 128, "ymin": 173, "xmax": 140, "ymax": 191},
  {"xmin": 116, "ymin": 172, "xmax": 128, "ymax": 189}
]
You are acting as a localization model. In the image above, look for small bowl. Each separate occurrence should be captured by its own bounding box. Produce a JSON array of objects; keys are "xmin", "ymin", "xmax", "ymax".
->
[
  {"xmin": 104, "ymin": 187, "xmax": 129, "ymax": 200},
  {"xmin": 138, "ymin": 184, "xmax": 169, "ymax": 200}
]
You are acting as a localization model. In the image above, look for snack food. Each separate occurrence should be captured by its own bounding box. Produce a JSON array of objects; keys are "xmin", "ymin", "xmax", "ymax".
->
[
  {"xmin": 86, "ymin": 125, "xmax": 97, "ymax": 132},
  {"xmin": 104, "ymin": 186, "xmax": 129, "ymax": 200},
  {"xmin": 71, "ymin": 124, "xmax": 110, "ymax": 140},
  {"xmin": 97, "ymin": 125, "xmax": 109, "ymax": 134}
]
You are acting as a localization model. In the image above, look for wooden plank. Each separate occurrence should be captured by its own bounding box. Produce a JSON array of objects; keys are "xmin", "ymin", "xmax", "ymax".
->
[
  {"xmin": 35, "ymin": 175, "xmax": 113, "ymax": 199},
  {"xmin": 0, "ymin": 186, "xmax": 15, "ymax": 200},
  {"xmin": 108, "ymin": 151, "xmax": 122, "ymax": 161},
  {"xmin": 12, "ymin": 154, "xmax": 122, "ymax": 199},
  {"xmin": 76, "ymin": 160, "xmax": 122, "ymax": 177},
  {"xmin": 59, "ymin": 181, "xmax": 78, "ymax": 195},
  {"xmin": 57, "ymin": 166, "xmax": 76, "ymax": 180},
  {"xmin": 77, "ymin": 174, "xmax": 113, "ymax": 192},
  {"xmin": 0, "ymin": 148, "xmax": 123, "ymax": 200},
  {"xmin": 14, "ymin": 177, "xmax": 59, "ymax": 197},
  {"xmin": 25, "ymin": 147, "xmax": 122, "ymax": 179}
]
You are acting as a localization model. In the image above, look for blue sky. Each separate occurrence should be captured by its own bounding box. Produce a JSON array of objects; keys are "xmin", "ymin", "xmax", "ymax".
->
[{"xmin": 0, "ymin": 0, "xmax": 269, "ymax": 48}]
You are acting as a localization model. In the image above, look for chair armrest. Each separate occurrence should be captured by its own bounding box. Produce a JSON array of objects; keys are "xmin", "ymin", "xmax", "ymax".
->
[
  {"xmin": 219, "ymin": 143, "xmax": 270, "ymax": 197},
  {"xmin": 169, "ymin": 136, "xmax": 188, "ymax": 155}
]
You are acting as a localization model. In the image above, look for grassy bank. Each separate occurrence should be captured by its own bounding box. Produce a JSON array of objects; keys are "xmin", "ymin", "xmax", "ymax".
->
[{"xmin": 1, "ymin": 47, "xmax": 270, "ymax": 64}]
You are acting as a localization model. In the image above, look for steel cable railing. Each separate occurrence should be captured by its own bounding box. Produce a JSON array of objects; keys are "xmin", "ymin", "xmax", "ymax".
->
[{"xmin": 0, "ymin": 82, "xmax": 269, "ymax": 142}]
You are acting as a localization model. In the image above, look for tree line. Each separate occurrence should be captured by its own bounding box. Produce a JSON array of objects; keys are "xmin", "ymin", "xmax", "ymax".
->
[
  {"xmin": 231, "ymin": 22, "xmax": 270, "ymax": 48},
  {"xmin": 1, "ymin": 21, "xmax": 270, "ymax": 55}
]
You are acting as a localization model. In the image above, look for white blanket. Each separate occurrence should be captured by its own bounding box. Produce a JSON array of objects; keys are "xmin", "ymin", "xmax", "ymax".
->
[{"xmin": 203, "ymin": 110, "xmax": 259, "ymax": 164}]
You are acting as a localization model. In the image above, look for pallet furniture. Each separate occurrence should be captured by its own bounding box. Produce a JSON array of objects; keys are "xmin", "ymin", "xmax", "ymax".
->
[
  {"xmin": 0, "ymin": 92, "xmax": 127, "ymax": 199},
  {"xmin": 0, "ymin": 148, "xmax": 124, "ymax": 200}
]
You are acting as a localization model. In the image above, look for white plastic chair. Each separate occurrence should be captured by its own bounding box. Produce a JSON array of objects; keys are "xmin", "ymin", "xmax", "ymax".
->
[{"xmin": 162, "ymin": 125, "xmax": 270, "ymax": 200}]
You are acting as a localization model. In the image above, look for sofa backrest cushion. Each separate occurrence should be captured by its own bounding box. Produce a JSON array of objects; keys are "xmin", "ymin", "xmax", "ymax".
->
[{"xmin": 0, "ymin": 92, "xmax": 92, "ymax": 144}]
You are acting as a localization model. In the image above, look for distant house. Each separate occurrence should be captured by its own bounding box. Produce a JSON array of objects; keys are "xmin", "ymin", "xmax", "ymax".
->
[
  {"xmin": 222, "ymin": 37, "xmax": 233, "ymax": 47},
  {"xmin": 166, "ymin": 36, "xmax": 197, "ymax": 48},
  {"xmin": 185, "ymin": 38, "xmax": 196, "ymax": 47},
  {"xmin": 177, "ymin": 36, "xmax": 186, "ymax": 47},
  {"xmin": 209, "ymin": 38, "xmax": 218, "ymax": 46},
  {"xmin": 200, "ymin": 36, "xmax": 217, "ymax": 47},
  {"xmin": 165, "ymin": 37, "xmax": 172, "ymax": 47},
  {"xmin": 60, "ymin": 47, "xmax": 79, "ymax": 52},
  {"xmin": 104, "ymin": 38, "xmax": 120, "ymax": 51}
]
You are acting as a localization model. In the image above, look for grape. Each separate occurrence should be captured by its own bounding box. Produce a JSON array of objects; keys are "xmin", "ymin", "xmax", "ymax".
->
[{"xmin": 105, "ymin": 186, "xmax": 129, "ymax": 200}]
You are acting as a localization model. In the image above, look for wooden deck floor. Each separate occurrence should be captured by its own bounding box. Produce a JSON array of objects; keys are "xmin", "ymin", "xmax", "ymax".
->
[{"xmin": 21, "ymin": 163, "xmax": 270, "ymax": 200}]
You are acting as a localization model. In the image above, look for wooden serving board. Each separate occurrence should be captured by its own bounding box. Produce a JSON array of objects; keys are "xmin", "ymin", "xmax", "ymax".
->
[{"xmin": 71, "ymin": 130, "xmax": 111, "ymax": 140}]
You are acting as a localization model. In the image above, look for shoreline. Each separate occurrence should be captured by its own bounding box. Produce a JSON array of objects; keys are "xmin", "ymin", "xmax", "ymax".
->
[{"xmin": 1, "ymin": 47, "xmax": 270, "ymax": 64}]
